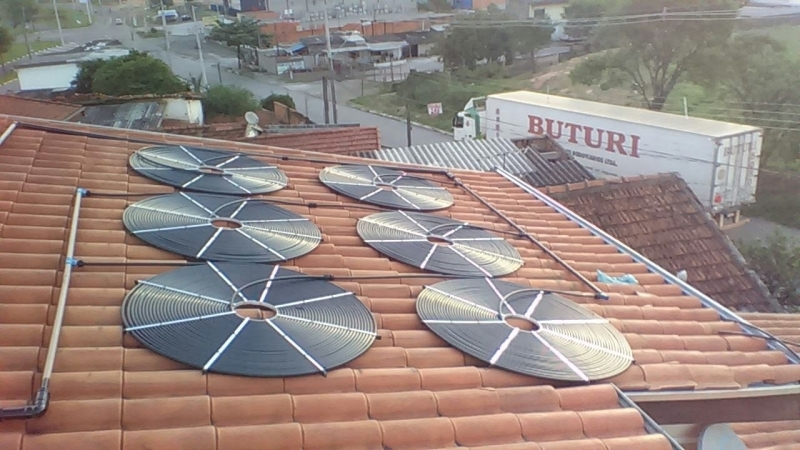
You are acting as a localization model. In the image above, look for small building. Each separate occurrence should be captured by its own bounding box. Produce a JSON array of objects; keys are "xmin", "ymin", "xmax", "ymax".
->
[
  {"xmin": 14, "ymin": 40, "xmax": 130, "ymax": 92},
  {"xmin": 507, "ymin": 0, "xmax": 569, "ymax": 40}
]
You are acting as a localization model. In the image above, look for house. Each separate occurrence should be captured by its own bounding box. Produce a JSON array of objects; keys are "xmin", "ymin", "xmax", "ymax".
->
[
  {"xmin": 300, "ymin": 31, "xmax": 408, "ymax": 74},
  {"xmin": 0, "ymin": 93, "xmax": 205, "ymax": 129},
  {"xmin": 542, "ymin": 174, "xmax": 782, "ymax": 313},
  {"xmin": 13, "ymin": 40, "xmax": 130, "ymax": 92},
  {"xmin": 353, "ymin": 136, "xmax": 595, "ymax": 188},
  {"xmin": 0, "ymin": 114, "xmax": 799, "ymax": 450},
  {"xmin": 508, "ymin": 0, "xmax": 570, "ymax": 40}
]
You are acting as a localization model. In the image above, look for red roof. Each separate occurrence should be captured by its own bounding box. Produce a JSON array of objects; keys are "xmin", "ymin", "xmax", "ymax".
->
[
  {"xmin": 0, "ymin": 95, "xmax": 82, "ymax": 121},
  {"xmin": 542, "ymin": 174, "xmax": 780, "ymax": 313},
  {"xmin": 0, "ymin": 114, "xmax": 798, "ymax": 450},
  {"xmin": 165, "ymin": 124, "xmax": 381, "ymax": 154}
]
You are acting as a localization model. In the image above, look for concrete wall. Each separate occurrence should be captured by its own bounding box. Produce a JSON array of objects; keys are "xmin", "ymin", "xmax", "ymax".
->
[
  {"xmin": 164, "ymin": 98, "xmax": 205, "ymax": 125},
  {"xmin": 17, "ymin": 63, "xmax": 79, "ymax": 91}
]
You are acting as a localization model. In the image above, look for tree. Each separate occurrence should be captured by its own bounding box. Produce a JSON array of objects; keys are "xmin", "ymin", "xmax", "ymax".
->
[
  {"xmin": 72, "ymin": 58, "xmax": 108, "ymax": 93},
  {"xmin": 261, "ymin": 94, "xmax": 295, "ymax": 111},
  {"xmin": 0, "ymin": 26, "xmax": 12, "ymax": 70},
  {"xmin": 437, "ymin": 10, "xmax": 551, "ymax": 70},
  {"xmin": 209, "ymin": 18, "xmax": 270, "ymax": 69},
  {"xmin": 693, "ymin": 35, "xmax": 800, "ymax": 165},
  {"xmin": 90, "ymin": 51, "xmax": 188, "ymax": 96},
  {"xmin": 203, "ymin": 85, "xmax": 259, "ymax": 119},
  {"xmin": 1, "ymin": 0, "xmax": 38, "ymax": 28},
  {"xmin": 738, "ymin": 232, "xmax": 800, "ymax": 311},
  {"xmin": 562, "ymin": 0, "xmax": 612, "ymax": 41},
  {"xmin": 569, "ymin": 0, "xmax": 737, "ymax": 111}
]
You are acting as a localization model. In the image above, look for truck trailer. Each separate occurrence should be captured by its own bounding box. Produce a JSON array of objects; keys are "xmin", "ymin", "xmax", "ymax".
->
[{"xmin": 453, "ymin": 91, "xmax": 762, "ymax": 215}]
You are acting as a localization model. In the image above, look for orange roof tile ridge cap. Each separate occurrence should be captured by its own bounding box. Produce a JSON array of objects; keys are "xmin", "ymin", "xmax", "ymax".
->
[{"xmin": 493, "ymin": 167, "xmax": 800, "ymax": 365}]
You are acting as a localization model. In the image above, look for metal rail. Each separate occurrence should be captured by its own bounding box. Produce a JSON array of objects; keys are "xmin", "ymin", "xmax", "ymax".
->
[
  {"xmin": 495, "ymin": 167, "xmax": 800, "ymax": 364},
  {"xmin": 0, "ymin": 121, "xmax": 19, "ymax": 146},
  {"xmin": 0, "ymin": 187, "xmax": 86, "ymax": 419},
  {"xmin": 615, "ymin": 385, "xmax": 686, "ymax": 450}
]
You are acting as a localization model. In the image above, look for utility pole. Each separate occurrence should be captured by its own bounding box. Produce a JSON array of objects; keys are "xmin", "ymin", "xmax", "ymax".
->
[
  {"xmin": 160, "ymin": 0, "xmax": 172, "ymax": 69},
  {"xmin": 85, "ymin": 0, "xmax": 93, "ymax": 25},
  {"xmin": 330, "ymin": 79, "xmax": 338, "ymax": 124},
  {"xmin": 192, "ymin": 5, "xmax": 209, "ymax": 88},
  {"xmin": 21, "ymin": 8, "xmax": 32, "ymax": 59},
  {"xmin": 322, "ymin": 0, "xmax": 338, "ymax": 125},
  {"xmin": 216, "ymin": 63, "xmax": 223, "ymax": 83},
  {"xmin": 405, "ymin": 102, "xmax": 412, "ymax": 146},
  {"xmin": 52, "ymin": 0, "xmax": 65, "ymax": 45},
  {"xmin": 322, "ymin": 77, "xmax": 330, "ymax": 124}
]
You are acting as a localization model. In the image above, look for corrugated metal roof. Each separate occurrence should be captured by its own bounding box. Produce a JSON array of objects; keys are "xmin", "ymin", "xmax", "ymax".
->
[
  {"xmin": 353, "ymin": 138, "xmax": 595, "ymax": 187},
  {"xmin": 77, "ymin": 101, "xmax": 165, "ymax": 130},
  {"xmin": 491, "ymin": 91, "xmax": 761, "ymax": 137}
]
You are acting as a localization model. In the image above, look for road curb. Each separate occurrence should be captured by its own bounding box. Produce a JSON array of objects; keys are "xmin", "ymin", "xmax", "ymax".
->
[{"xmin": 348, "ymin": 102, "xmax": 451, "ymax": 137}]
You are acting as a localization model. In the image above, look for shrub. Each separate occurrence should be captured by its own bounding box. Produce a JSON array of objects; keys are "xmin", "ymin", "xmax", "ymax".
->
[
  {"xmin": 203, "ymin": 85, "xmax": 259, "ymax": 119},
  {"xmin": 261, "ymin": 93, "xmax": 295, "ymax": 111}
]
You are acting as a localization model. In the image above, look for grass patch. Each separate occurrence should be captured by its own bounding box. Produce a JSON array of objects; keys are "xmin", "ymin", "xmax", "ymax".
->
[
  {"xmin": 743, "ymin": 24, "xmax": 800, "ymax": 57},
  {"xmin": 1, "ymin": 40, "xmax": 59, "ymax": 63},
  {"xmin": 0, "ymin": 70, "xmax": 17, "ymax": 85},
  {"xmin": 39, "ymin": 6, "xmax": 91, "ymax": 29}
]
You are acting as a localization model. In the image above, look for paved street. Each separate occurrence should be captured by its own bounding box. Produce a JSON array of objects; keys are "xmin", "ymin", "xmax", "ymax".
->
[{"xmin": 5, "ymin": 7, "xmax": 452, "ymax": 148}]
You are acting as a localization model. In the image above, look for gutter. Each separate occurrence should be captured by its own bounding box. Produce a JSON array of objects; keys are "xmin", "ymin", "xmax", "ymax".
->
[
  {"xmin": 495, "ymin": 168, "xmax": 800, "ymax": 365},
  {"xmin": 628, "ymin": 383, "xmax": 800, "ymax": 402},
  {"xmin": 0, "ymin": 188, "xmax": 86, "ymax": 419},
  {"xmin": 615, "ymin": 385, "xmax": 685, "ymax": 450}
]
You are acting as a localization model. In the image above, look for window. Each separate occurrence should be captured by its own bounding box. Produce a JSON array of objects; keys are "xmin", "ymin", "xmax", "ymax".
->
[
  {"xmin": 532, "ymin": 7, "xmax": 546, "ymax": 19},
  {"xmin": 452, "ymin": 115, "xmax": 464, "ymax": 128}
]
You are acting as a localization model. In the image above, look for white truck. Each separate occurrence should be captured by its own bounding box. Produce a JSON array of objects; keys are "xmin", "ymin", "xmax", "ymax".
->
[{"xmin": 452, "ymin": 90, "xmax": 762, "ymax": 214}]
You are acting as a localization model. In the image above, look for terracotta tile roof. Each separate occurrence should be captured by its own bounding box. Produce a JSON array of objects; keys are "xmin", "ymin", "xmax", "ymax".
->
[
  {"xmin": 740, "ymin": 313, "xmax": 800, "ymax": 351},
  {"xmin": 729, "ymin": 420, "xmax": 800, "ymax": 449},
  {"xmin": 541, "ymin": 174, "xmax": 780, "ymax": 313},
  {"xmin": 165, "ymin": 123, "xmax": 381, "ymax": 154},
  {"xmin": 0, "ymin": 95, "xmax": 82, "ymax": 121},
  {"xmin": 0, "ymin": 115, "xmax": 798, "ymax": 449}
]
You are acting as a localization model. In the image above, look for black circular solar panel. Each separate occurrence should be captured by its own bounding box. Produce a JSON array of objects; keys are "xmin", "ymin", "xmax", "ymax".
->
[
  {"xmin": 319, "ymin": 164, "xmax": 454, "ymax": 210},
  {"xmin": 123, "ymin": 192, "xmax": 321, "ymax": 262},
  {"xmin": 357, "ymin": 211, "xmax": 523, "ymax": 277},
  {"xmin": 130, "ymin": 145, "xmax": 288, "ymax": 195},
  {"xmin": 122, "ymin": 262, "xmax": 376, "ymax": 377},
  {"xmin": 416, "ymin": 279, "xmax": 633, "ymax": 382}
]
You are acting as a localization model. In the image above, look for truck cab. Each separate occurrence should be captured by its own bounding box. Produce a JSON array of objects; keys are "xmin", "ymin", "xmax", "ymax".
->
[{"xmin": 453, "ymin": 96, "xmax": 486, "ymax": 141}]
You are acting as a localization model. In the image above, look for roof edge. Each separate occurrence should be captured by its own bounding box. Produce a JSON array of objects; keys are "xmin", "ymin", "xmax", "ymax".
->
[
  {"xmin": 495, "ymin": 167, "xmax": 800, "ymax": 364},
  {"xmin": 627, "ymin": 384, "xmax": 800, "ymax": 403}
]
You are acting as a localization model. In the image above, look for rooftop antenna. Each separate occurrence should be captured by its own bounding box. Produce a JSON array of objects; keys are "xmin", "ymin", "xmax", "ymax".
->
[{"xmin": 244, "ymin": 111, "xmax": 264, "ymax": 138}]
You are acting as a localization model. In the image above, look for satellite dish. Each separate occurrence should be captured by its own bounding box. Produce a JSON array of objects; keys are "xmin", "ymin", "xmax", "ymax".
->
[
  {"xmin": 698, "ymin": 424, "xmax": 747, "ymax": 450},
  {"xmin": 245, "ymin": 111, "xmax": 259, "ymax": 125}
]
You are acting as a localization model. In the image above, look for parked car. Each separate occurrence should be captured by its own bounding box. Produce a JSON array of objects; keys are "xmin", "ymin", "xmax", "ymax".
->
[
  {"xmin": 115, "ymin": 18, "xmax": 123, "ymax": 25},
  {"xmin": 181, "ymin": 14, "xmax": 192, "ymax": 21}
]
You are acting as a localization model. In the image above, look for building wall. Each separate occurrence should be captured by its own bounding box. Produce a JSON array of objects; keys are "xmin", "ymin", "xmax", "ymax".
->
[
  {"xmin": 163, "ymin": 98, "xmax": 204, "ymax": 125},
  {"xmin": 260, "ymin": 18, "xmax": 428, "ymax": 43},
  {"xmin": 473, "ymin": 0, "xmax": 506, "ymax": 10},
  {"xmin": 529, "ymin": 2, "xmax": 567, "ymax": 39},
  {"xmin": 17, "ymin": 63, "xmax": 79, "ymax": 91}
]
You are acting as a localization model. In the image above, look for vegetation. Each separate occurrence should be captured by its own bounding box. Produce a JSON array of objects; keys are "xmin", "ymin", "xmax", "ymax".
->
[
  {"xmin": 72, "ymin": 51, "xmax": 187, "ymax": 96},
  {"xmin": 203, "ymin": 85, "xmax": 259, "ymax": 119},
  {"xmin": 569, "ymin": 0, "xmax": 737, "ymax": 111},
  {"xmin": 0, "ymin": 26, "xmax": 11, "ymax": 69},
  {"xmin": 149, "ymin": 0, "xmax": 174, "ymax": 8},
  {"xmin": 261, "ymin": 93, "xmax": 295, "ymax": 111},
  {"xmin": 437, "ymin": 10, "xmax": 553, "ymax": 70},
  {"xmin": 738, "ymin": 232, "xmax": 800, "ymax": 311},
  {"xmin": 0, "ymin": 39, "xmax": 58, "ymax": 69},
  {"xmin": 0, "ymin": 0, "xmax": 38, "ymax": 28},
  {"xmin": 209, "ymin": 18, "xmax": 270, "ymax": 69}
]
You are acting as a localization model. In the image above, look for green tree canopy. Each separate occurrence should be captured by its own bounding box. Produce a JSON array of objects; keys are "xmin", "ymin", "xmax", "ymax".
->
[
  {"xmin": 569, "ymin": 0, "xmax": 738, "ymax": 110},
  {"xmin": 1, "ymin": 0, "xmax": 38, "ymax": 28},
  {"xmin": 693, "ymin": 35, "xmax": 800, "ymax": 165},
  {"xmin": 87, "ymin": 51, "xmax": 188, "ymax": 96},
  {"xmin": 261, "ymin": 93, "xmax": 295, "ymax": 111},
  {"xmin": 72, "ymin": 58, "xmax": 107, "ymax": 93},
  {"xmin": 561, "ymin": 0, "xmax": 613, "ymax": 41},
  {"xmin": 437, "ymin": 10, "xmax": 553, "ymax": 70},
  {"xmin": 738, "ymin": 232, "xmax": 800, "ymax": 311},
  {"xmin": 209, "ymin": 18, "xmax": 270, "ymax": 69},
  {"xmin": 203, "ymin": 85, "xmax": 259, "ymax": 119}
]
